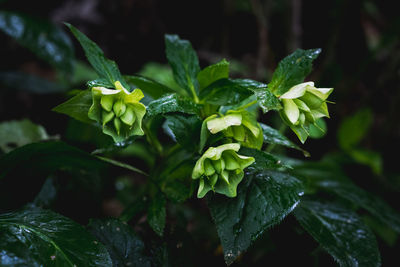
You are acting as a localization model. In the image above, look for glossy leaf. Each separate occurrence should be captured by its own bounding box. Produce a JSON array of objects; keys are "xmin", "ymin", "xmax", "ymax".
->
[
  {"xmin": 199, "ymin": 78, "xmax": 253, "ymax": 106},
  {"xmin": 0, "ymin": 207, "xmax": 112, "ymax": 266},
  {"xmin": 316, "ymin": 180, "xmax": 400, "ymax": 233},
  {"xmin": 269, "ymin": 48, "xmax": 321, "ymax": 96},
  {"xmin": 337, "ymin": 108, "xmax": 373, "ymax": 150},
  {"xmin": 52, "ymin": 89, "xmax": 93, "ymax": 124},
  {"xmin": 0, "ymin": 119, "xmax": 50, "ymax": 153},
  {"xmin": 197, "ymin": 59, "xmax": 230, "ymax": 90},
  {"xmin": 163, "ymin": 114, "xmax": 201, "ymax": 152},
  {"xmin": 0, "ymin": 141, "xmax": 105, "ymax": 180},
  {"xmin": 250, "ymin": 87, "xmax": 282, "ymax": 113},
  {"xmin": 146, "ymin": 93, "xmax": 201, "ymax": 117},
  {"xmin": 165, "ymin": 34, "xmax": 200, "ymax": 99},
  {"xmin": 0, "ymin": 71, "xmax": 66, "ymax": 94},
  {"xmin": 148, "ymin": 193, "xmax": 166, "ymax": 237},
  {"xmin": 0, "ymin": 11, "xmax": 74, "ymax": 72},
  {"xmin": 260, "ymin": 123, "xmax": 309, "ymax": 156},
  {"xmin": 88, "ymin": 218, "xmax": 151, "ymax": 267},
  {"xmin": 294, "ymin": 201, "xmax": 381, "ymax": 267},
  {"xmin": 65, "ymin": 23, "xmax": 129, "ymax": 89},
  {"xmin": 239, "ymin": 147, "xmax": 286, "ymax": 170},
  {"xmin": 124, "ymin": 74, "xmax": 174, "ymax": 99},
  {"xmin": 208, "ymin": 170, "xmax": 304, "ymax": 265}
]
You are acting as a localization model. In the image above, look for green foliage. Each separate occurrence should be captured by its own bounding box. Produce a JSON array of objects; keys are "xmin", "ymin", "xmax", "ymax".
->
[
  {"xmin": 0, "ymin": 119, "xmax": 50, "ymax": 153},
  {"xmin": 295, "ymin": 201, "xmax": 381, "ymax": 267},
  {"xmin": 165, "ymin": 34, "xmax": 200, "ymax": 100},
  {"xmin": 0, "ymin": 207, "xmax": 112, "ymax": 266},
  {"xmin": 1, "ymin": 24, "xmax": 397, "ymax": 267},
  {"xmin": 208, "ymin": 170, "xmax": 304, "ymax": 265},
  {"xmin": 0, "ymin": 11, "xmax": 74, "ymax": 72},
  {"xmin": 88, "ymin": 218, "xmax": 151, "ymax": 266},
  {"xmin": 269, "ymin": 48, "xmax": 321, "ymax": 96}
]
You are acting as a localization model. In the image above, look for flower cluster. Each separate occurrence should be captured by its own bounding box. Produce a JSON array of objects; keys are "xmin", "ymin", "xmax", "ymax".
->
[
  {"xmin": 192, "ymin": 143, "xmax": 254, "ymax": 198},
  {"xmin": 88, "ymin": 81, "xmax": 146, "ymax": 143},
  {"xmin": 205, "ymin": 109, "xmax": 263, "ymax": 150},
  {"xmin": 278, "ymin": 82, "xmax": 333, "ymax": 143}
]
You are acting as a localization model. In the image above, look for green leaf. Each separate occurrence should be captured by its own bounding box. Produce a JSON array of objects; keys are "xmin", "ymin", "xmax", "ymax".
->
[
  {"xmin": 52, "ymin": 89, "xmax": 93, "ymax": 124},
  {"xmin": 294, "ymin": 201, "xmax": 381, "ymax": 267},
  {"xmin": 0, "ymin": 141, "xmax": 106, "ymax": 180},
  {"xmin": 146, "ymin": 93, "xmax": 201, "ymax": 117},
  {"xmin": 95, "ymin": 156, "xmax": 148, "ymax": 176},
  {"xmin": 87, "ymin": 218, "xmax": 151, "ymax": 267},
  {"xmin": 0, "ymin": 119, "xmax": 50, "ymax": 153},
  {"xmin": 165, "ymin": 34, "xmax": 200, "ymax": 99},
  {"xmin": 269, "ymin": 48, "xmax": 321, "ymax": 96},
  {"xmin": 160, "ymin": 159, "xmax": 195, "ymax": 203},
  {"xmin": 0, "ymin": 207, "xmax": 112, "ymax": 266},
  {"xmin": 239, "ymin": 147, "xmax": 287, "ymax": 170},
  {"xmin": 0, "ymin": 71, "xmax": 66, "ymax": 94},
  {"xmin": 199, "ymin": 78, "xmax": 253, "ymax": 106},
  {"xmin": 309, "ymin": 118, "xmax": 327, "ymax": 139},
  {"xmin": 208, "ymin": 170, "xmax": 304, "ymax": 265},
  {"xmin": 316, "ymin": 180, "xmax": 400, "ymax": 233},
  {"xmin": 349, "ymin": 148, "xmax": 382, "ymax": 175},
  {"xmin": 338, "ymin": 108, "xmax": 373, "ymax": 150},
  {"xmin": 249, "ymin": 86, "xmax": 282, "ymax": 113},
  {"xmin": 163, "ymin": 114, "xmax": 201, "ymax": 152},
  {"xmin": 260, "ymin": 123, "xmax": 309, "ymax": 156},
  {"xmin": 148, "ymin": 193, "xmax": 166, "ymax": 237},
  {"xmin": 197, "ymin": 59, "xmax": 230, "ymax": 90},
  {"xmin": 65, "ymin": 23, "xmax": 129, "ymax": 89},
  {"xmin": 124, "ymin": 75, "xmax": 174, "ymax": 99},
  {"xmin": 0, "ymin": 11, "xmax": 74, "ymax": 72}
]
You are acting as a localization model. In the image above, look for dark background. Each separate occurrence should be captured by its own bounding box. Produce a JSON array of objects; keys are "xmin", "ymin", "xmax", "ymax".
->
[{"xmin": 1, "ymin": 0, "xmax": 399, "ymax": 266}]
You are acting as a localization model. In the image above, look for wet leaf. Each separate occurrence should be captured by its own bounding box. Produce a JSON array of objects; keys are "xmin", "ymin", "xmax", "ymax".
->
[
  {"xmin": 197, "ymin": 59, "xmax": 230, "ymax": 90},
  {"xmin": 269, "ymin": 48, "xmax": 321, "ymax": 96},
  {"xmin": 0, "ymin": 11, "xmax": 74, "ymax": 72},
  {"xmin": 0, "ymin": 119, "xmax": 50, "ymax": 153},
  {"xmin": 260, "ymin": 123, "xmax": 309, "ymax": 156},
  {"xmin": 88, "ymin": 218, "xmax": 151, "ymax": 267},
  {"xmin": 208, "ymin": 170, "xmax": 304, "ymax": 265},
  {"xmin": 65, "ymin": 23, "xmax": 129, "ymax": 89},
  {"xmin": 165, "ymin": 34, "xmax": 200, "ymax": 98},
  {"xmin": 239, "ymin": 147, "xmax": 285, "ymax": 170},
  {"xmin": 0, "ymin": 207, "xmax": 112, "ymax": 266},
  {"xmin": 163, "ymin": 114, "xmax": 201, "ymax": 152},
  {"xmin": 96, "ymin": 156, "xmax": 148, "ymax": 176},
  {"xmin": 146, "ymin": 93, "xmax": 201, "ymax": 117},
  {"xmin": 124, "ymin": 74, "xmax": 174, "ymax": 99},
  {"xmin": 199, "ymin": 78, "xmax": 254, "ymax": 106},
  {"xmin": 294, "ymin": 200, "xmax": 381, "ymax": 267},
  {"xmin": 316, "ymin": 180, "xmax": 400, "ymax": 233},
  {"xmin": 52, "ymin": 89, "xmax": 93, "ymax": 124}
]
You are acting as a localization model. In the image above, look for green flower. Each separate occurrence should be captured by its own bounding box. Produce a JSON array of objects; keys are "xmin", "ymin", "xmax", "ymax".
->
[
  {"xmin": 88, "ymin": 81, "xmax": 146, "ymax": 143},
  {"xmin": 278, "ymin": 82, "xmax": 333, "ymax": 143},
  {"xmin": 192, "ymin": 143, "xmax": 255, "ymax": 198},
  {"xmin": 205, "ymin": 110, "xmax": 263, "ymax": 149}
]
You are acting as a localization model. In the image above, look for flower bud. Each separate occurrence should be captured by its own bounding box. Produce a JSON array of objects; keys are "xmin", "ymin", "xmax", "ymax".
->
[
  {"xmin": 278, "ymin": 82, "xmax": 333, "ymax": 143},
  {"xmin": 113, "ymin": 100, "xmax": 126, "ymax": 117},
  {"xmin": 192, "ymin": 143, "xmax": 255, "ymax": 198},
  {"xmin": 102, "ymin": 110, "xmax": 114, "ymax": 126},
  {"xmin": 88, "ymin": 81, "xmax": 146, "ymax": 143},
  {"xmin": 205, "ymin": 110, "xmax": 263, "ymax": 150}
]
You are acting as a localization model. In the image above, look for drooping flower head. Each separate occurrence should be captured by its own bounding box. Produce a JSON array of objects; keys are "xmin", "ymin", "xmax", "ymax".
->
[
  {"xmin": 88, "ymin": 81, "xmax": 146, "ymax": 143},
  {"xmin": 205, "ymin": 110, "xmax": 263, "ymax": 150},
  {"xmin": 278, "ymin": 82, "xmax": 333, "ymax": 143},
  {"xmin": 192, "ymin": 143, "xmax": 254, "ymax": 198}
]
